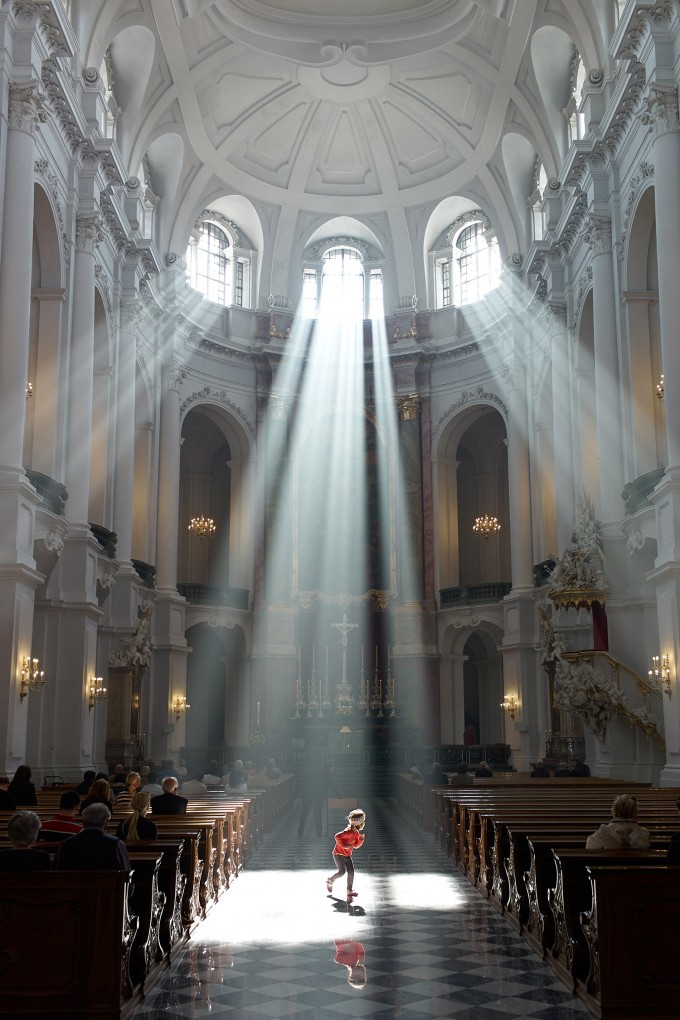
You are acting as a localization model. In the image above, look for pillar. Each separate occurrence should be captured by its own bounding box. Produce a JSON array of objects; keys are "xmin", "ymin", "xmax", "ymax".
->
[
  {"xmin": 397, "ymin": 394, "xmax": 424, "ymax": 600},
  {"xmin": 550, "ymin": 306, "xmax": 575, "ymax": 552},
  {"xmin": 585, "ymin": 215, "xmax": 624, "ymax": 522},
  {"xmin": 504, "ymin": 357, "xmax": 533, "ymax": 591},
  {"xmin": 156, "ymin": 361, "xmax": 183, "ymax": 592},
  {"xmin": 112, "ymin": 298, "xmax": 140, "ymax": 566}
]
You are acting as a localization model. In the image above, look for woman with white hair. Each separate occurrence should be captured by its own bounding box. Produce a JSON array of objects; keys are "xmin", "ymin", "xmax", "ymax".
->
[
  {"xmin": 586, "ymin": 794, "xmax": 650, "ymax": 849},
  {"xmin": 225, "ymin": 760, "xmax": 248, "ymax": 793},
  {"xmin": 0, "ymin": 811, "xmax": 51, "ymax": 870}
]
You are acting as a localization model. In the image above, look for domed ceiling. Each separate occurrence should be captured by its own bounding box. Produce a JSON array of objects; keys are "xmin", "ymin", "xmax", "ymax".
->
[{"xmin": 148, "ymin": 0, "xmax": 537, "ymax": 211}]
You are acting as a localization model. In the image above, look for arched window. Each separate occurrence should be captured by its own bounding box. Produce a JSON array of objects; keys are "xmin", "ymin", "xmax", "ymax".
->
[
  {"xmin": 430, "ymin": 212, "xmax": 501, "ymax": 309},
  {"xmin": 301, "ymin": 237, "xmax": 384, "ymax": 319},
  {"xmin": 565, "ymin": 49, "xmax": 587, "ymax": 144},
  {"xmin": 186, "ymin": 212, "xmax": 256, "ymax": 308},
  {"xmin": 530, "ymin": 159, "xmax": 549, "ymax": 242}
]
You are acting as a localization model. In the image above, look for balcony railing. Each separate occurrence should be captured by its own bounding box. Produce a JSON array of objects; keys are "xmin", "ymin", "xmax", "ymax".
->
[
  {"xmin": 440, "ymin": 582, "xmax": 511, "ymax": 607},
  {"xmin": 177, "ymin": 583, "xmax": 249, "ymax": 610},
  {"xmin": 25, "ymin": 469, "xmax": 68, "ymax": 516}
]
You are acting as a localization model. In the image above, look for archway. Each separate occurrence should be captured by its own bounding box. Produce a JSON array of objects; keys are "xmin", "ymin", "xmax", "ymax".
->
[{"xmin": 185, "ymin": 622, "xmax": 247, "ymax": 750}]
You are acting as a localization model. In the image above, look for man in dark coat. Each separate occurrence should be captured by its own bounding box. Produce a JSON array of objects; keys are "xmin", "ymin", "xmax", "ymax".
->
[
  {"xmin": 150, "ymin": 776, "xmax": 188, "ymax": 815},
  {"xmin": 55, "ymin": 803, "xmax": 131, "ymax": 870},
  {"xmin": 298, "ymin": 765, "xmax": 339, "ymax": 837}
]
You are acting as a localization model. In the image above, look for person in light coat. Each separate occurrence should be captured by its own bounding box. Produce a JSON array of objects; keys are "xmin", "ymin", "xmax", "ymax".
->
[{"xmin": 585, "ymin": 794, "xmax": 650, "ymax": 849}]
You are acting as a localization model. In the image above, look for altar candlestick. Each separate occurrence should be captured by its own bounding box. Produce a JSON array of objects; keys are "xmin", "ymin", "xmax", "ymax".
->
[
  {"xmin": 312, "ymin": 645, "xmax": 315, "ymax": 669},
  {"xmin": 375, "ymin": 645, "xmax": 378, "ymax": 668},
  {"xmin": 256, "ymin": 700, "xmax": 261, "ymax": 728},
  {"xmin": 388, "ymin": 646, "xmax": 391, "ymax": 668},
  {"xmin": 298, "ymin": 646, "xmax": 301, "ymax": 668},
  {"xmin": 361, "ymin": 645, "xmax": 364, "ymax": 669},
  {"xmin": 326, "ymin": 646, "xmax": 329, "ymax": 671}
]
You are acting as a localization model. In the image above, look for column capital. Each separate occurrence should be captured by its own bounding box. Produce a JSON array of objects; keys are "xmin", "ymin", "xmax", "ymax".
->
[
  {"xmin": 502, "ymin": 361, "xmax": 526, "ymax": 395},
  {"xmin": 161, "ymin": 359, "xmax": 187, "ymax": 392},
  {"xmin": 548, "ymin": 301, "xmax": 567, "ymax": 326},
  {"xmin": 120, "ymin": 297, "xmax": 144, "ymax": 334},
  {"xmin": 643, "ymin": 84, "xmax": 680, "ymax": 139},
  {"xmin": 397, "ymin": 393, "xmax": 420, "ymax": 421},
  {"xmin": 8, "ymin": 80, "xmax": 47, "ymax": 135},
  {"xmin": 75, "ymin": 214, "xmax": 104, "ymax": 254},
  {"xmin": 584, "ymin": 214, "xmax": 612, "ymax": 256}
]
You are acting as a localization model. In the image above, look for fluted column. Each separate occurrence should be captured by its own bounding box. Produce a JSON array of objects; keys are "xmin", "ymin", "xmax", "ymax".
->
[
  {"xmin": 65, "ymin": 215, "xmax": 103, "ymax": 525},
  {"xmin": 156, "ymin": 360, "xmax": 184, "ymax": 592},
  {"xmin": 113, "ymin": 300, "xmax": 140, "ymax": 564},
  {"xmin": 504, "ymin": 358, "xmax": 533, "ymax": 591},
  {"xmin": 550, "ymin": 305, "xmax": 575, "ymax": 551},
  {"xmin": 0, "ymin": 82, "xmax": 45, "ymax": 470},
  {"xmin": 646, "ymin": 85, "xmax": 680, "ymax": 470},
  {"xmin": 585, "ymin": 215, "xmax": 624, "ymax": 521}
]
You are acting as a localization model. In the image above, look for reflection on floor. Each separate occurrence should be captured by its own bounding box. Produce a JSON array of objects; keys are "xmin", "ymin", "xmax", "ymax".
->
[{"xmin": 131, "ymin": 799, "xmax": 589, "ymax": 1019}]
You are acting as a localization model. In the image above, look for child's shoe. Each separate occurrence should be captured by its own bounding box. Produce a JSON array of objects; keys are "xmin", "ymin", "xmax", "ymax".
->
[{"xmin": 347, "ymin": 890, "xmax": 358, "ymax": 898}]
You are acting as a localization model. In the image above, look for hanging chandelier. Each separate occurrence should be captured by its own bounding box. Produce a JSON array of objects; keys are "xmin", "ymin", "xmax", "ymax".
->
[
  {"xmin": 473, "ymin": 514, "xmax": 501, "ymax": 539},
  {"xmin": 188, "ymin": 515, "xmax": 216, "ymax": 540}
]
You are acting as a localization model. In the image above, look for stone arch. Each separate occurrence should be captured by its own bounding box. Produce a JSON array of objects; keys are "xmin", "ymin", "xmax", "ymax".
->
[
  {"xmin": 179, "ymin": 403, "xmax": 254, "ymax": 595},
  {"xmin": 434, "ymin": 403, "xmax": 510, "ymax": 597},
  {"xmin": 440, "ymin": 619, "xmax": 504, "ymax": 744},
  {"xmin": 25, "ymin": 183, "xmax": 65, "ymax": 476},
  {"xmin": 622, "ymin": 184, "xmax": 664, "ymax": 474}
]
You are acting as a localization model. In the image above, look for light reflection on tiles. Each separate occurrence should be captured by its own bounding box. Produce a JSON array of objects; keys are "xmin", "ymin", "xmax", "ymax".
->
[{"xmin": 131, "ymin": 800, "xmax": 589, "ymax": 1020}]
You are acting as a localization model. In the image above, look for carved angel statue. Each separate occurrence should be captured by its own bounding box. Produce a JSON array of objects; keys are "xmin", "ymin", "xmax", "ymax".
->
[
  {"xmin": 548, "ymin": 490, "xmax": 607, "ymax": 594},
  {"xmin": 109, "ymin": 605, "xmax": 153, "ymax": 669}
]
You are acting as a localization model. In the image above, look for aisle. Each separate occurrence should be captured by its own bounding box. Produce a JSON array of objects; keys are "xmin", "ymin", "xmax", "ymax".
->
[{"xmin": 132, "ymin": 800, "xmax": 589, "ymax": 1019}]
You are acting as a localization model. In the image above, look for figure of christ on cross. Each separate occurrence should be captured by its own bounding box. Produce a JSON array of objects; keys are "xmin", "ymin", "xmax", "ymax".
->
[{"xmin": 331, "ymin": 613, "xmax": 358, "ymax": 702}]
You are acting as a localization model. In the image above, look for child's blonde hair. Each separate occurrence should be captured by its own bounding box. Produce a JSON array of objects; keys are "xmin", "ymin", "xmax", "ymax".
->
[{"xmin": 348, "ymin": 808, "xmax": 365, "ymax": 829}]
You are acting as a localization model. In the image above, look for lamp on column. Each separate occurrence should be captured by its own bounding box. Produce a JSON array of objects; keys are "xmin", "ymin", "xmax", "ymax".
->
[
  {"xmin": 656, "ymin": 374, "xmax": 665, "ymax": 400},
  {"xmin": 649, "ymin": 655, "xmax": 671, "ymax": 697},
  {"xmin": 25, "ymin": 382, "xmax": 33, "ymax": 399},
  {"xmin": 500, "ymin": 695, "xmax": 518, "ymax": 720},
  {"xmin": 174, "ymin": 695, "xmax": 190, "ymax": 722},
  {"xmin": 88, "ymin": 676, "xmax": 107, "ymax": 711},
  {"xmin": 473, "ymin": 514, "xmax": 501, "ymax": 539},
  {"xmin": 20, "ymin": 656, "xmax": 45, "ymax": 702},
  {"xmin": 187, "ymin": 515, "xmax": 216, "ymax": 540}
]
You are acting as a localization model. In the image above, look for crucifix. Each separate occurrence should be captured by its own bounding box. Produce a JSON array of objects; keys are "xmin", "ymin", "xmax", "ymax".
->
[{"xmin": 331, "ymin": 612, "xmax": 358, "ymax": 689}]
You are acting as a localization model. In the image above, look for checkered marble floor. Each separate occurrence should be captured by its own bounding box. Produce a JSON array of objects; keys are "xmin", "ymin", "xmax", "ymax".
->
[{"xmin": 131, "ymin": 800, "xmax": 589, "ymax": 1019}]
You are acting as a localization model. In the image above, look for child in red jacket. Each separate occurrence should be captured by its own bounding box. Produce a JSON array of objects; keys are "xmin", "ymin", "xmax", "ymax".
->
[{"xmin": 326, "ymin": 808, "xmax": 365, "ymax": 898}]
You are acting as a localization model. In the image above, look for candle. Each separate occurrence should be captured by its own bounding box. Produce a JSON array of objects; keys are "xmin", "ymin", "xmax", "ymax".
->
[
  {"xmin": 312, "ymin": 645, "xmax": 315, "ymax": 669},
  {"xmin": 298, "ymin": 646, "xmax": 301, "ymax": 669},
  {"xmin": 387, "ymin": 645, "xmax": 391, "ymax": 668},
  {"xmin": 375, "ymin": 645, "xmax": 378, "ymax": 668},
  {"xmin": 326, "ymin": 646, "xmax": 329, "ymax": 671},
  {"xmin": 361, "ymin": 645, "xmax": 364, "ymax": 669},
  {"xmin": 256, "ymin": 700, "xmax": 261, "ymax": 728}
]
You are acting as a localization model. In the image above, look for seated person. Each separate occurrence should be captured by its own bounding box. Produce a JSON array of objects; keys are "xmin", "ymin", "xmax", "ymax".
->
[
  {"xmin": 667, "ymin": 797, "xmax": 680, "ymax": 865},
  {"xmin": 115, "ymin": 771, "xmax": 141, "ymax": 809},
  {"xmin": 202, "ymin": 760, "xmax": 223, "ymax": 787},
  {"xmin": 265, "ymin": 758, "xmax": 282, "ymax": 780},
  {"xmin": 79, "ymin": 778, "xmax": 114, "ymax": 815},
  {"xmin": 39, "ymin": 790, "xmax": 82, "ymax": 840},
  {"xmin": 8, "ymin": 765, "xmax": 37, "ymax": 806},
  {"xmin": 474, "ymin": 760, "xmax": 493, "ymax": 778},
  {"xmin": 586, "ymin": 794, "xmax": 650, "ymax": 849},
  {"xmin": 156, "ymin": 759, "xmax": 182, "ymax": 783},
  {"xmin": 224, "ymin": 759, "xmax": 248, "ymax": 793},
  {"xmin": 55, "ymin": 803, "xmax": 132, "ymax": 870},
  {"xmin": 530, "ymin": 760, "xmax": 550, "ymax": 778},
  {"xmin": 176, "ymin": 758, "xmax": 188, "ymax": 779},
  {"xmin": 150, "ymin": 777, "xmax": 188, "ymax": 815},
  {"xmin": 450, "ymin": 763, "xmax": 473, "ymax": 786},
  {"xmin": 423, "ymin": 762, "xmax": 446, "ymax": 784},
  {"xmin": 0, "ymin": 811, "xmax": 51, "ymax": 870},
  {"xmin": 109, "ymin": 771, "xmax": 128, "ymax": 797},
  {"xmin": 181, "ymin": 772, "xmax": 209, "ymax": 798},
  {"xmin": 108, "ymin": 762, "xmax": 126, "ymax": 782},
  {"xmin": 571, "ymin": 758, "xmax": 591, "ymax": 777},
  {"xmin": 74, "ymin": 769, "xmax": 96, "ymax": 795},
  {"xmin": 140, "ymin": 771, "xmax": 163, "ymax": 798},
  {"xmin": 0, "ymin": 775, "xmax": 17, "ymax": 810},
  {"xmin": 248, "ymin": 763, "xmax": 274, "ymax": 788},
  {"xmin": 116, "ymin": 792, "xmax": 157, "ymax": 841},
  {"xmin": 554, "ymin": 761, "xmax": 571, "ymax": 778}
]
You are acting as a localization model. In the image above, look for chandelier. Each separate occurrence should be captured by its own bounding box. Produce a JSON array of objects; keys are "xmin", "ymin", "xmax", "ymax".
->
[
  {"xmin": 88, "ymin": 676, "xmax": 107, "ymax": 711},
  {"xmin": 473, "ymin": 514, "xmax": 501, "ymax": 539},
  {"xmin": 188, "ymin": 515, "xmax": 216, "ymax": 540},
  {"xmin": 20, "ymin": 656, "xmax": 45, "ymax": 702}
]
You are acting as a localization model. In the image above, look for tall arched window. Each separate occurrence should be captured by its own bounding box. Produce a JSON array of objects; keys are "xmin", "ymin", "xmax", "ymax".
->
[
  {"xmin": 430, "ymin": 212, "xmax": 501, "ymax": 309},
  {"xmin": 301, "ymin": 236, "xmax": 384, "ymax": 319},
  {"xmin": 186, "ymin": 212, "xmax": 256, "ymax": 308}
]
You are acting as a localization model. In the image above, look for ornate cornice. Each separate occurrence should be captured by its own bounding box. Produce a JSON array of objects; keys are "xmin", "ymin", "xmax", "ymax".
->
[
  {"xmin": 642, "ymin": 83, "xmax": 680, "ymax": 138},
  {"xmin": 179, "ymin": 387, "xmax": 255, "ymax": 436},
  {"xmin": 433, "ymin": 387, "xmax": 508, "ymax": 444},
  {"xmin": 434, "ymin": 209, "xmax": 493, "ymax": 251},
  {"xmin": 75, "ymin": 214, "xmax": 104, "ymax": 254},
  {"xmin": 304, "ymin": 235, "xmax": 382, "ymax": 262},
  {"xmin": 8, "ymin": 80, "xmax": 47, "ymax": 135},
  {"xmin": 161, "ymin": 360, "xmax": 187, "ymax": 392},
  {"xmin": 197, "ymin": 336, "xmax": 253, "ymax": 364},
  {"xmin": 584, "ymin": 215, "xmax": 612, "ymax": 257}
]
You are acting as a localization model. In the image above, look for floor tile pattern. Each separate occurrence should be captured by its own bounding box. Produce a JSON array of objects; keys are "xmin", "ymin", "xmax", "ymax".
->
[{"xmin": 131, "ymin": 799, "xmax": 589, "ymax": 1019}]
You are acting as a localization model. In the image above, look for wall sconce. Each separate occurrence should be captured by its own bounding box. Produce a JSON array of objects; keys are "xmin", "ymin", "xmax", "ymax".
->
[
  {"xmin": 187, "ymin": 515, "xmax": 216, "ymax": 540},
  {"xmin": 500, "ymin": 695, "xmax": 518, "ymax": 720},
  {"xmin": 20, "ymin": 656, "xmax": 45, "ymax": 702},
  {"xmin": 88, "ymin": 675, "xmax": 107, "ymax": 711},
  {"xmin": 649, "ymin": 655, "xmax": 671, "ymax": 697},
  {"xmin": 656, "ymin": 374, "xmax": 665, "ymax": 400},
  {"xmin": 174, "ymin": 695, "xmax": 190, "ymax": 722},
  {"xmin": 25, "ymin": 382, "xmax": 33, "ymax": 399}
]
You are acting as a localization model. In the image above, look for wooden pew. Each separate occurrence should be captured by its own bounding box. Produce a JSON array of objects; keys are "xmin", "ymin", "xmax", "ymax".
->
[{"xmin": 0, "ymin": 870, "xmax": 137, "ymax": 1019}]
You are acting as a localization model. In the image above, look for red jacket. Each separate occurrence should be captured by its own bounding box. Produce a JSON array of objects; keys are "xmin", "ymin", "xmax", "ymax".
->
[{"xmin": 333, "ymin": 827, "xmax": 365, "ymax": 857}]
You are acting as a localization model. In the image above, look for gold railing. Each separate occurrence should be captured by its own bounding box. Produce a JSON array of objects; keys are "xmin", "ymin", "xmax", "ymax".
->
[{"xmin": 561, "ymin": 649, "xmax": 664, "ymax": 748}]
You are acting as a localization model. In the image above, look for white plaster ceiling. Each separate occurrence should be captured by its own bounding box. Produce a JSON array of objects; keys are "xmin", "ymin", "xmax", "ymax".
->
[{"xmin": 128, "ymin": 0, "xmax": 548, "ymax": 215}]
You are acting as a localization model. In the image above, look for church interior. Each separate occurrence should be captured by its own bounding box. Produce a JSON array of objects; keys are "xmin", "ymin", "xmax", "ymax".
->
[{"xmin": 1, "ymin": 1, "xmax": 680, "ymax": 1018}]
